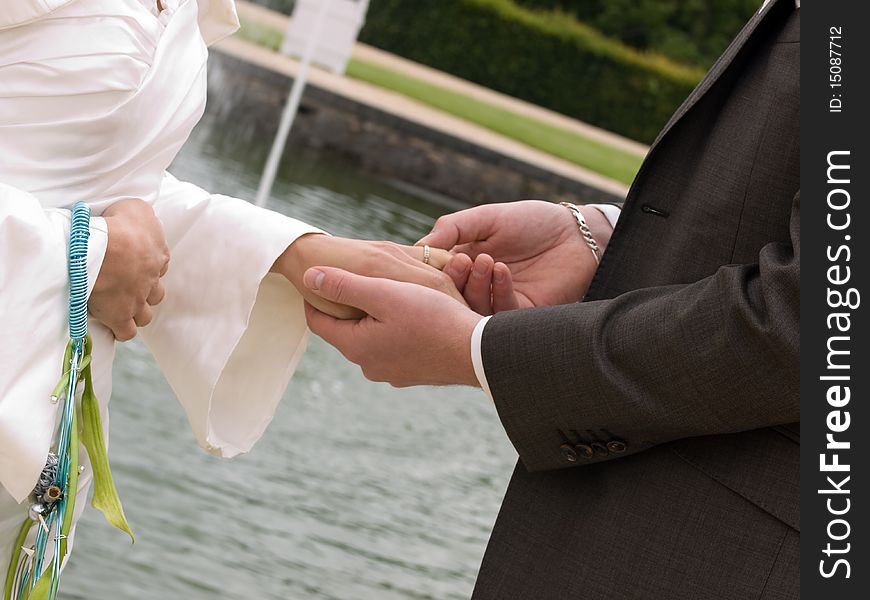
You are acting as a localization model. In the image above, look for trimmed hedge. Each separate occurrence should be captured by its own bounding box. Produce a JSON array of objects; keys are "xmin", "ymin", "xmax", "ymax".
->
[
  {"xmin": 514, "ymin": 0, "xmax": 759, "ymax": 67},
  {"xmin": 250, "ymin": 0, "xmax": 295, "ymax": 12},
  {"xmin": 359, "ymin": 0, "xmax": 704, "ymax": 143}
]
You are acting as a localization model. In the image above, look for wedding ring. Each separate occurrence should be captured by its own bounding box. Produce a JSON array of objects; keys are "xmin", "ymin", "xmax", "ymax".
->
[{"xmin": 422, "ymin": 244, "xmax": 431, "ymax": 265}]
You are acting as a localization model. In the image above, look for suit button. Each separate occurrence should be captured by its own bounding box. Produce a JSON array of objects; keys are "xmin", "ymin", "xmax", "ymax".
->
[
  {"xmin": 574, "ymin": 443, "xmax": 594, "ymax": 459},
  {"xmin": 607, "ymin": 440, "xmax": 628, "ymax": 453},
  {"xmin": 590, "ymin": 442, "xmax": 608, "ymax": 456},
  {"xmin": 560, "ymin": 443, "xmax": 579, "ymax": 462}
]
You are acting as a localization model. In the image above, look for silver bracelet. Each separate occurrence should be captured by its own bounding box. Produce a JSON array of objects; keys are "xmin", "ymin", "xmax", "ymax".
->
[{"xmin": 560, "ymin": 202, "xmax": 601, "ymax": 264}]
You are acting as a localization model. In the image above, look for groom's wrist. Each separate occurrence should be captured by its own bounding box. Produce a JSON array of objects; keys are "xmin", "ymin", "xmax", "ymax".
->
[
  {"xmin": 437, "ymin": 306, "xmax": 483, "ymax": 388},
  {"xmin": 456, "ymin": 314, "xmax": 484, "ymax": 388},
  {"xmin": 576, "ymin": 205, "xmax": 614, "ymax": 255}
]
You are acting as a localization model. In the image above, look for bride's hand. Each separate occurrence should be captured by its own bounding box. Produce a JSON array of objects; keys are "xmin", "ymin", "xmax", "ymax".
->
[
  {"xmin": 272, "ymin": 234, "xmax": 462, "ymax": 319},
  {"xmin": 90, "ymin": 199, "xmax": 169, "ymax": 340}
]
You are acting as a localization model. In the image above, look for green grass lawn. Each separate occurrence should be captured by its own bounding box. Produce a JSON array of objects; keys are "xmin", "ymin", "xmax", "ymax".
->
[
  {"xmin": 237, "ymin": 19, "xmax": 643, "ymax": 185},
  {"xmin": 239, "ymin": 19, "xmax": 284, "ymax": 51}
]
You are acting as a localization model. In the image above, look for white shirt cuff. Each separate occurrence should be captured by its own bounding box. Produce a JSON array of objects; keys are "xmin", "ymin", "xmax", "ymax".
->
[
  {"xmin": 586, "ymin": 204, "xmax": 621, "ymax": 230},
  {"xmin": 471, "ymin": 315, "xmax": 493, "ymax": 399},
  {"xmin": 86, "ymin": 216, "xmax": 108, "ymax": 300}
]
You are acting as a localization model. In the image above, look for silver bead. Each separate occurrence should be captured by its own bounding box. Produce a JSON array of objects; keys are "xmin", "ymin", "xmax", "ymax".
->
[{"xmin": 28, "ymin": 503, "xmax": 48, "ymax": 522}]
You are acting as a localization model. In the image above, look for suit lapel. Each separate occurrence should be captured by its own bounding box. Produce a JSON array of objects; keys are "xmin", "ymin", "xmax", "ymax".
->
[
  {"xmin": 646, "ymin": 0, "xmax": 785, "ymax": 153},
  {"xmin": 587, "ymin": 0, "xmax": 789, "ymax": 300}
]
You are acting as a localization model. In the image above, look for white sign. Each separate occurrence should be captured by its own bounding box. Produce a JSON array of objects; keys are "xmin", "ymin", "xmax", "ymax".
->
[{"xmin": 281, "ymin": 0, "xmax": 369, "ymax": 75}]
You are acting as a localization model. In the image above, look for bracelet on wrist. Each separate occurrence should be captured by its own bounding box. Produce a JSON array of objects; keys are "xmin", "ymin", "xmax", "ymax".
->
[{"xmin": 559, "ymin": 202, "xmax": 601, "ymax": 264}]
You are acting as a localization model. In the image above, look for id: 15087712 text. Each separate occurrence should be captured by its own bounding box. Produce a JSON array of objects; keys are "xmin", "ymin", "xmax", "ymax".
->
[{"xmin": 829, "ymin": 26, "xmax": 844, "ymax": 113}]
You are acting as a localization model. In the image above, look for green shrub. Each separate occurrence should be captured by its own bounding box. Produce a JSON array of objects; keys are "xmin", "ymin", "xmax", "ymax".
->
[
  {"xmin": 514, "ymin": 0, "xmax": 759, "ymax": 67},
  {"xmin": 249, "ymin": 0, "xmax": 295, "ymax": 13},
  {"xmin": 360, "ymin": 0, "xmax": 703, "ymax": 143}
]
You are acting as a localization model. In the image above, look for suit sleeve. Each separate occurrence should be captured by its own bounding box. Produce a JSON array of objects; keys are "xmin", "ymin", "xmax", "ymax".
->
[{"xmin": 481, "ymin": 191, "xmax": 799, "ymax": 472}]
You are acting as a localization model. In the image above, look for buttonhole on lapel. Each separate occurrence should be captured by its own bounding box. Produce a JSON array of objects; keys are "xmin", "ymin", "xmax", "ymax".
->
[{"xmin": 641, "ymin": 204, "xmax": 669, "ymax": 218}]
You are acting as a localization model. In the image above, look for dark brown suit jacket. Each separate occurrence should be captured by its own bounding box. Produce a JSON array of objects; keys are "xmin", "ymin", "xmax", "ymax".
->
[{"xmin": 474, "ymin": 2, "xmax": 800, "ymax": 598}]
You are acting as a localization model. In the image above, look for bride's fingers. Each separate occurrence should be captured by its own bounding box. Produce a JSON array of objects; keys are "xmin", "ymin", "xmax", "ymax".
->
[
  {"xmin": 133, "ymin": 303, "xmax": 153, "ymax": 327},
  {"xmin": 464, "ymin": 254, "xmax": 495, "ymax": 316},
  {"xmin": 357, "ymin": 249, "xmax": 468, "ymax": 306},
  {"xmin": 399, "ymin": 244, "xmax": 452, "ymax": 270},
  {"xmin": 303, "ymin": 291, "xmax": 366, "ymax": 320},
  {"xmin": 491, "ymin": 262, "xmax": 519, "ymax": 313},
  {"xmin": 444, "ymin": 253, "xmax": 472, "ymax": 293},
  {"xmin": 146, "ymin": 281, "xmax": 165, "ymax": 306}
]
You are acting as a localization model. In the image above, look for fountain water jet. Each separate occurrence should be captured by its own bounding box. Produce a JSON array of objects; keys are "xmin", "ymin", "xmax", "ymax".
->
[{"xmin": 255, "ymin": 0, "xmax": 370, "ymax": 207}]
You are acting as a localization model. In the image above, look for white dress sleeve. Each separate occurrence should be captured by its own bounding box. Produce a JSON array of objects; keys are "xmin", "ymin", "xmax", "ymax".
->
[
  {"xmin": 0, "ymin": 183, "xmax": 108, "ymax": 502},
  {"xmin": 193, "ymin": 0, "xmax": 241, "ymax": 46},
  {"xmin": 138, "ymin": 173, "xmax": 324, "ymax": 459}
]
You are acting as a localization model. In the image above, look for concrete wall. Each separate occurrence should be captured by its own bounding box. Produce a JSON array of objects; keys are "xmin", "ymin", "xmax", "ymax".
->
[{"xmin": 207, "ymin": 50, "xmax": 625, "ymax": 207}]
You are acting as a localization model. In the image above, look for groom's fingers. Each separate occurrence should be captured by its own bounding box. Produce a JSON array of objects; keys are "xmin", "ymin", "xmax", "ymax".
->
[
  {"xmin": 304, "ymin": 267, "xmax": 389, "ymax": 319},
  {"xmin": 464, "ymin": 254, "xmax": 495, "ymax": 316},
  {"xmin": 417, "ymin": 205, "xmax": 501, "ymax": 249},
  {"xmin": 304, "ymin": 294, "xmax": 366, "ymax": 320},
  {"xmin": 491, "ymin": 262, "xmax": 519, "ymax": 313},
  {"xmin": 304, "ymin": 301, "xmax": 358, "ymax": 353}
]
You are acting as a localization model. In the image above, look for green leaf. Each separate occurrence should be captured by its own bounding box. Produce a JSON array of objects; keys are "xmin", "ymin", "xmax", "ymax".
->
[
  {"xmin": 25, "ymin": 570, "xmax": 50, "ymax": 600},
  {"xmin": 78, "ymin": 337, "xmax": 134, "ymax": 542},
  {"xmin": 3, "ymin": 519, "xmax": 33, "ymax": 600}
]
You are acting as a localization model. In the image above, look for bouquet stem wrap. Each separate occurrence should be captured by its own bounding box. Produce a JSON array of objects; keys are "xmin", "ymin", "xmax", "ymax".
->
[{"xmin": 3, "ymin": 203, "xmax": 132, "ymax": 600}]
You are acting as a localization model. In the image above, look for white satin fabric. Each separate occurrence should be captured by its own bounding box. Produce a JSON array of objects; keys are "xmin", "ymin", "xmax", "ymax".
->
[{"xmin": 1, "ymin": 0, "xmax": 319, "ymax": 576}]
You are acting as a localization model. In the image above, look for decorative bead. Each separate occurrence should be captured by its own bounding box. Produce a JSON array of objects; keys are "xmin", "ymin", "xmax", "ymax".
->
[
  {"xmin": 32, "ymin": 453, "xmax": 59, "ymax": 499},
  {"xmin": 43, "ymin": 486, "xmax": 63, "ymax": 504},
  {"xmin": 28, "ymin": 503, "xmax": 48, "ymax": 522}
]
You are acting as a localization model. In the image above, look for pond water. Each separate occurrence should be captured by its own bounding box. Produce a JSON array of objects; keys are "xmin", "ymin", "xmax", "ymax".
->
[{"xmin": 62, "ymin": 92, "xmax": 516, "ymax": 599}]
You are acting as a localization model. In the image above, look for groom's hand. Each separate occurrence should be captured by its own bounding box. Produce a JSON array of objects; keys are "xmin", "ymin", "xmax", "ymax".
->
[
  {"xmin": 418, "ymin": 201, "xmax": 612, "ymax": 315},
  {"xmin": 303, "ymin": 267, "xmax": 482, "ymax": 387}
]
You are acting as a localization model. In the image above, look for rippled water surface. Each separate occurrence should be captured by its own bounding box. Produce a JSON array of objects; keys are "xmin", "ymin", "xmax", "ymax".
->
[{"xmin": 62, "ymin": 95, "xmax": 516, "ymax": 599}]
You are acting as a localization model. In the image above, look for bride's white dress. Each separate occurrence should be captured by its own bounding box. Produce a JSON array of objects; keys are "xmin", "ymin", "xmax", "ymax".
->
[{"xmin": 0, "ymin": 0, "xmax": 320, "ymax": 578}]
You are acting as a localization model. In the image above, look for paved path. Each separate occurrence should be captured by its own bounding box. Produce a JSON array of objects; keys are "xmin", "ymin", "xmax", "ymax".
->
[{"xmin": 225, "ymin": 0, "xmax": 639, "ymax": 199}]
